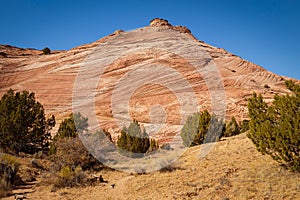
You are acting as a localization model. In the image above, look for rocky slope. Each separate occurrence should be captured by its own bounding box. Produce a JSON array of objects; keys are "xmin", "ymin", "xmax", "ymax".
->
[{"xmin": 0, "ymin": 19, "xmax": 295, "ymax": 142}]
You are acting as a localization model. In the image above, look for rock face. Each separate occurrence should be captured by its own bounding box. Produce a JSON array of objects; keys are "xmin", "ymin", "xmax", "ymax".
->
[
  {"xmin": 150, "ymin": 18, "xmax": 191, "ymax": 33},
  {"xmin": 0, "ymin": 19, "xmax": 296, "ymax": 142},
  {"xmin": 150, "ymin": 18, "xmax": 172, "ymax": 27}
]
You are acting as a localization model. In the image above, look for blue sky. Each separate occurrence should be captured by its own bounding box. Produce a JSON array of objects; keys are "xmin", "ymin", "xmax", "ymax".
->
[{"xmin": 1, "ymin": 0, "xmax": 299, "ymax": 79}]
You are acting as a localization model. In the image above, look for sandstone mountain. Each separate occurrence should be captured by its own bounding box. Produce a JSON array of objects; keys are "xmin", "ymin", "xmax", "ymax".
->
[{"xmin": 0, "ymin": 19, "xmax": 295, "ymax": 142}]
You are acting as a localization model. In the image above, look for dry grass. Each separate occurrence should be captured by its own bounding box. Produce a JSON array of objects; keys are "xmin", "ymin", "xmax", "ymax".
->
[{"xmin": 2, "ymin": 133, "xmax": 300, "ymax": 200}]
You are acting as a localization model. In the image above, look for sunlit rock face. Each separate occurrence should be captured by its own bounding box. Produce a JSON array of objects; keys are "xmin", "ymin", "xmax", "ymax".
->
[{"xmin": 0, "ymin": 19, "xmax": 293, "ymax": 143}]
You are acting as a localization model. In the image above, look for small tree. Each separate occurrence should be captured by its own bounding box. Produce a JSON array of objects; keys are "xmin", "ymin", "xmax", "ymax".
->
[
  {"xmin": 181, "ymin": 110, "xmax": 225, "ymax": 146},
  {"xmin": 247, "ymin": 80, "xmax": 300, "ymax": 172},
  {"xmin": 0, "ymin": 89, "xmax": 55, "ymax": 154},
  {"xmin": 50, "ymin": 112, "xmax": 89, "ymax": 155},
  {"xmin": 206, "ymin": 113, "xmax": 226, "ymax": 143},
  {"xmin": 240, "ymin": 119, "xmax": 250, "ymax": 133},
  {"xmin": 55, "ymin": 113, "xmax": 88, "ymax": 139},
  {"xmin": 117, "ymin": 120, "xmax": 157, "ymax": 157},
  {"xmin": 149, "ymin": 138, "xmax": 159, "ymax": 152},
  {"xmin": 180, "ymin": 112, "xmax": 201, "ymax": 147},
  {"xmin": 42, "ymin": 47, "xmax": 51, "ymax": 55},
  {"xmin": 223, "ymin": 116, "xmax": 240, "ymax": 137}
]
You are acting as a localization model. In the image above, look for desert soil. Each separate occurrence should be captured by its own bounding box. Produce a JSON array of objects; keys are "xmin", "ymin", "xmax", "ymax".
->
[{"xmin": 2, "ymin": 133, "xmax": 300, "ymax": 200}]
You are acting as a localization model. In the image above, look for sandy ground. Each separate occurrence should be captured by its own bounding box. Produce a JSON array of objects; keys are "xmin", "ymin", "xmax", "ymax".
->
[{"xmin": 2, "ymin": 133, "xmax": 300, "ymax": 200}]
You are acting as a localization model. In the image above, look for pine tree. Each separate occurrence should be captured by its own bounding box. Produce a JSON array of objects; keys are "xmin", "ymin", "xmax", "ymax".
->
[
  {"xmin": 181, "ymin": 110, "xmax": 225, "ymax": 146},
  {"xmin": 55, "ymin": 112, "xmax": 88, "ymax": 139},
  {"xmin": 206, "ymin": 113, "xmax": 226, "ymax": 142},
  {"xmin": 223, "ymin": 116, "xmax": 240, "ymax": 137},
  {"xmin": 117, "ymin": 120, "xmax": 157, "ymax": 157},
  {"xmin": 247, "ymin": 81, "xmax": 300, "ymax": 172},
  {"xmin": 239, "ymin": 119, "xmax": 250, "ymax": 133},
  {"xmin": 0, "ymin": 89, "xmax": 55, "ymax": 154},
  {"xmin": 180, "ymin": 112, "xmax": 200, "ymax": 147}
]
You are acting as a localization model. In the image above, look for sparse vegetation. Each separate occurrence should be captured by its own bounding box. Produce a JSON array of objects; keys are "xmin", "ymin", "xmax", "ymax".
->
[
  {"xmin": 49, "ymin": 114, "xmax": 105, "ymax": 188},
  {"xmin": 117, "ymin": 120, "xmax": 158, "ymax": 157},
  {"xmin": 55, "ymin": 112, "xmax": 88, "ymax": 139},
  {"xmin": 247, "ymin": 80, "xmax": 300, "ymax": 172},
  {"xmin": 53, "ymin": 165, "xmax": 87, "ymax": 188},
  {"xmin": 50, "ymin": 113, "xmax": 102, "ymax": 171},
  {"xmin": 158, "ymin": 160, "xmax": 180, "ymax": 172},
  {"xmin": 50, "ymin": 137, "xmax": 100, "ymax": 172},
  {"xmin": 42, "ymin": 47, "xmax": 51, "ymax": 55},
  {"xmin": 180, "ymin": 110, "xmax": 225, "ymax": 147},
  {"xmin": 49, "ymin": 112, "xmax": 89, "ymax": 156},
  {"xmin": 223, "ymin": 116, "xmax": 240, "ymax": 137},
  {"xmin": 239, "ymin": 119, "xmax": 250, "ymax": 133},
  {"xmin": 0, "ymin": 154, "xmax": 19, "ymax": 197},
  {"xmin": 0, "ymin": 89, "xmax": 55, "ymax": 154}
]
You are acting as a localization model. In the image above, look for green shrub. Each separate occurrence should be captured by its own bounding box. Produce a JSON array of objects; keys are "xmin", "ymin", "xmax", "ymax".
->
[
  {"xmin": 117, "ymin": 120, "xmax": 158, "ymax": 157},
  {"xmin": 54, "ymin": 165, "xmax": 86, "ymax": 188},
  {"xmin": 181, "ymin": 110, "xmax": 225, "ymax": 147},
  {"xmin": 55, "ymin": 112, "xmax": 88, "ymax": 139},
  {"xmin": 0, "ymin": 89, "xmax": 55, "ymax": 154},
  {"xmin": 42, "ymin": 47, "xmax": 51, "ymax": 55},
  {"xmin": 149, "ymin": 138, "xmax": 159, "ymax": 152},
  {"xmin": 239, "ymin": 119, "xmax": 250, "ymax": 133},
  {"xmin": 49, "ymin": 112, "xmax": 83, "ymax": 155},
  {"xmin": 223, "ymin": 116, "xmax": 240, "ymax": 137},
  {"xmin": 247, "ymin": 80, "xmax": 300, "ymax": 172}
]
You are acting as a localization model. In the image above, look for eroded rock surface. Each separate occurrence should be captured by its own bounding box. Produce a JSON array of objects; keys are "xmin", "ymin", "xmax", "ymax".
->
[{"xmin": 0, "ymin": 19, "xmax": 295, "ymax": 142}]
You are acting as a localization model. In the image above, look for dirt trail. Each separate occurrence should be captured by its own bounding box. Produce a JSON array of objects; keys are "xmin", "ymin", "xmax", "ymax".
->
[{"xmin": 108, "ymin": 175, "xmax": 135, "ymax": 199}]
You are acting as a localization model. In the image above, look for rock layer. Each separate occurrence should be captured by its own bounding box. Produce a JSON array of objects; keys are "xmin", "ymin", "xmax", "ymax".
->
[{"xmin": 0, "ymin": 20, "xmax": 295, "ymax": 142}]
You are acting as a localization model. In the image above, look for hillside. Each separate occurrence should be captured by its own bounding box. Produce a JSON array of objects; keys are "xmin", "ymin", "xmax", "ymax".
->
[
  {"xmin": 0, "ymin": 19, "xmax": 296, "ymax": 143},
  {"xmin": 1, "ymin": 19, "xmax": 300, "ymax": 199},
  {"xmin": 2, "ymin": 133, "xmax": 300, "ymax": 200}
]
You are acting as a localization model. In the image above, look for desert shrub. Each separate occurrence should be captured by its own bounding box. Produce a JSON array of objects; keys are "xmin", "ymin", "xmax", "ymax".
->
[
  {"xmin": 0, "ymin": 154, "xmax": 19, "ymax": 197},
  {"xmin": 223, "ymin": 116, "xmax": 240, "ymax": 137},
  {"xmin": 181, "ymin": 110, "xmax": 225, "ymax": 147},
  {"xmin": 49, "ymin": 129, "xmax": 107, "ymax": 188},
  {"xmin": 50, "ymin": 113, "xmax": 105, "ymax": 172},
  {"xmin": 117, "ymin": 120, "xmax": 158, "ymax": 157},
  {"xmin": 49, "ymin": 112, "xmax": 88, "ymax": 155},
  {"xmin": 80, "ymin": 129, "xmax": 115, "ymax": 157},
  {"xmin": 50, "ymin": 137, "xmax": 100, "ymax": 171},
  {"xmin": 205, "ymin": 113, "xmax": 226, "ymax": 142},
  {"xmin": 159, "ymin": 164, "xmax": 177, "ymax": 172},
  {"xmin": 239, "ymin": 119, "xmax": 250, "ymax": 133},
  {"xmin": 149, "ymin": 138, "xmax": 159, "ymax": 152},
  {"xmin": 53, "ymin": 165, "xmax": 87, "ymax": 188},
  {"xmin": 42, "ymin": 47, "xmax": 51, "ymax": 55},
  {"xmin": 0, "ymin": 89, "xmax": 55, "ymax": 154},
  {"xmin": 247, "ymin": 80, "xmax": 300, "ymax": 172}
]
